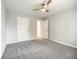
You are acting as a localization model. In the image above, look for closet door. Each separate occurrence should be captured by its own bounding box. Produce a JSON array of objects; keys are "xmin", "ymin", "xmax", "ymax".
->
[
  {"xmin": 17, "ymin": 17, "xmax": 30, "ymax": 41},
  {"xmin": 41, "ymin": 20, "xmax": 48, "ymax": 39}
]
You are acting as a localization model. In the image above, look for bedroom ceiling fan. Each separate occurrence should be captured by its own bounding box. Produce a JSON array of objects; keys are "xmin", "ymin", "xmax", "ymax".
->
[{"xmin": 33, "ymin": 0, "xmax": 52, "ymax": 12}]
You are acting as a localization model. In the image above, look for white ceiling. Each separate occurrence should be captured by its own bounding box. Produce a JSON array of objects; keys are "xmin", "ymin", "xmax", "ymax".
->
[{"xmin": 5, "ymin": 0, "xmax": 76, "ymax": 17}]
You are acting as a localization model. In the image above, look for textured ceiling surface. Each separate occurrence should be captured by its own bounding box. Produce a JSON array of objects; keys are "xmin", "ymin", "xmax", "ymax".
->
[{"xmin": 5, "ymin": 0, "xmax": 76, "ymax": 17}]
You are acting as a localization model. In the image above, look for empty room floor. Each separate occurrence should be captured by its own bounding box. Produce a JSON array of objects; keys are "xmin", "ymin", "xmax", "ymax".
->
[{"xmin": 2, "ymin": 39, "xmax": 77, "ymax": 59}]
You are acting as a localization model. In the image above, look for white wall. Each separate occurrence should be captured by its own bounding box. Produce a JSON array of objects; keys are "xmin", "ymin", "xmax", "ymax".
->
[
  {"xmin": 6, "ymin": 11, "xmax": 37, "ymax": 44},
  {"xmin": 6, "ymin": 11, "xmax": 17, "ymax": 44},
  {"xmin": 1, "ymin": 0, "xmax": 7, "ymax": 56},
  {"xmin": 48, "ymin": 8, "xmax": 77, "ymax": 48}
]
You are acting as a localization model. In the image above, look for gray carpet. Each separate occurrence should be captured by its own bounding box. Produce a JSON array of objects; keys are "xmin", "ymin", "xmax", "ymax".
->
[{"xmin": 1, "ymin": 39, "xmax": 77, "ymax": 59}]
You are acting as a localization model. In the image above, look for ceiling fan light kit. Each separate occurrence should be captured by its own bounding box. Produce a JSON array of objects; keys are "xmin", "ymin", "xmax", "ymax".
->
[{"xmin": 41, "ymin": 8, "xmax": 46, "ymax": 12}]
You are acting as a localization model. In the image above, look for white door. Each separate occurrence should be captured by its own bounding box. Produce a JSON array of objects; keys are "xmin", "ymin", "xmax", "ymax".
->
[
  {"xmin": 17, "ymin": 17, "xmax": 30, "ymax": 41},
  {"xmin": 41, "ymin": 20, "xmax": 48, "ymax": 39}
]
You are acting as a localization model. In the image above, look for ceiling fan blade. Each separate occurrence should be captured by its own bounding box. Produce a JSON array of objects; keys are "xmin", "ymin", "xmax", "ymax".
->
[
  {"xmin": 33, "ymin": 8, "xmax": 40, "ymax": 11},
  {"xmin": 47, "ymin": 0, "xmax": 52, "ymax": 5},
  {"xmin": 33, "ymin": 6, "xmax": 44, "ymax": 11}
]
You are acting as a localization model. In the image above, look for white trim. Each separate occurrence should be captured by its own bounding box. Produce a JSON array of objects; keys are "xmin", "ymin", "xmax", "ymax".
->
[
  {"xmin": 50, "ymin": 39, "xmax": 77, "ymax": 48},
  {"xmin": 7, "ymin": 39, "xmax": 35, "ymax": 44}
]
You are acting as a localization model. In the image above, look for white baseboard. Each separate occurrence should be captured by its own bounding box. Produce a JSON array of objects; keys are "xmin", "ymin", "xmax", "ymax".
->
[
  {"xmin": 7, "ymin": 39, "xmax": 36, "ymax": 44},
  {"xmin": 50, "ymin": 39, "xmax": 77, "ymax": 48}
]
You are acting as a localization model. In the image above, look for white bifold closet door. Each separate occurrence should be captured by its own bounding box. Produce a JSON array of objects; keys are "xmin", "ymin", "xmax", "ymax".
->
[{"xmin": 17, "ymin": 17, "xmax": 30, "ymax": 41}]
